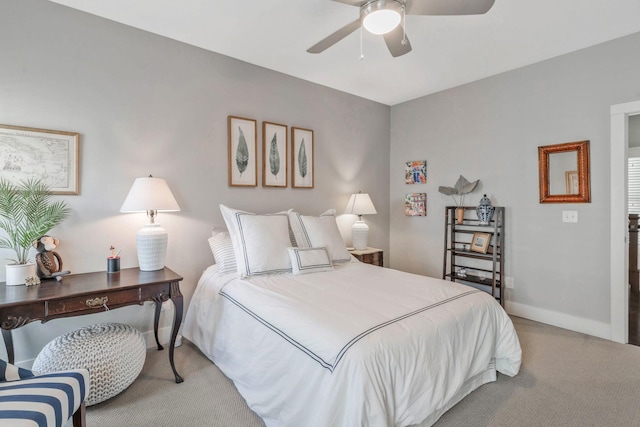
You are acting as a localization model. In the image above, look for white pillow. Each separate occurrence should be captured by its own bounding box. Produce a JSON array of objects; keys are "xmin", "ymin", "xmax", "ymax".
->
[
  {"xmin": 287, "ymin": 247, "xmax": 333, "ymax": 275},
  {"xmin": 220, "ymin": 204, "xmax": 292, "ymax": 276},
  {"xmin": 288, "ymin": 210, "xmax": 351, "ymax": 263},
  {"xmin": 208, "ymin": 228, "xmax": 237, "ymax": 274}
]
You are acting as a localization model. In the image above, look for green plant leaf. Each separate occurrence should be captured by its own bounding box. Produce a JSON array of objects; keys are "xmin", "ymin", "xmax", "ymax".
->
[
  {"xmin": 298, "ymin": 139, "xmax": 307, "ymax": 178},
  {"xmin": 269, "ymin": 133, "xmax": 280, "ymax": 178},
  {"xmin": 236, "ymin": 127, "xmax": 249, "ymax": 176},
  {"xmin": 0, "ymin": 178, "xmax": 70, "ymax": 264}
]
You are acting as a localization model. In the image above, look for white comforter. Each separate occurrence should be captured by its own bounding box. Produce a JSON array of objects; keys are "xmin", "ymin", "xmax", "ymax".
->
[{"xmin": 183, "ymin": 261, "xmax": 521, "ymax": 427}]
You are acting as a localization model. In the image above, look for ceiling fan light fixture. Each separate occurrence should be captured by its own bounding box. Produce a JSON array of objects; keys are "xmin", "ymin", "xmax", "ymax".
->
[{"xmin": 361, "ymin": 0, "xmax": 403, "ymax": 35}]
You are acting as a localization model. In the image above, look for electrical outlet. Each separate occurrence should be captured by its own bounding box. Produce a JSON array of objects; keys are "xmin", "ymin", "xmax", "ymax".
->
[
  {"xmin": 562, "ymin": 210, "xmax": 578, "ymax": 223},
  {"xmin": 504, "ymin": 276, "xmax": 514, "ymax": 289}
]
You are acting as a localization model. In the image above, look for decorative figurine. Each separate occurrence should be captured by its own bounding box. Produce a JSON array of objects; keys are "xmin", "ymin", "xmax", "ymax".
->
[
  {"xmin": 33, "ymin": 235, "xmax": 71, "ymax": 280},
  {"xmin": 476, "ymin": 194, "xmax": 495, "ymax": 226}
]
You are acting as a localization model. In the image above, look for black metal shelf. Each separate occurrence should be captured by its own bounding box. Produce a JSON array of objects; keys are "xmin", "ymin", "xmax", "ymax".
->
[
  {"xmin": 445, "ymin": 273, "xmax": 501, "ymax": 288},
  {"xmin": 442, "ymin": 206, "xmax": 505, "ymax": 306}
]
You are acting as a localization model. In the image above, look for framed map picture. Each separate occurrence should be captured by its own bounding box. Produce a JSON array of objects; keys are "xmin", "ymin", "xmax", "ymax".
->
[{"xmin": 0, "ymin": 124, "xmax": 79, "ymax": 194}]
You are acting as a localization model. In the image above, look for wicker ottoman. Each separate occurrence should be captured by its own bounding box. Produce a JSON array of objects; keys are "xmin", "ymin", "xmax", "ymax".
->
[{"xmin": 33, "ymin": 322, "xmax": 146, "ymax": 406}]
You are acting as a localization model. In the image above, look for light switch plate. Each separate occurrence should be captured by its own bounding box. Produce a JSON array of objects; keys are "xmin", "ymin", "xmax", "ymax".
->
[
  {"xmin": 504, "ymin": 276, "xmax": 514, "ymax": 289},
  {"xmin": 562, "ymin": 210, "xmax": 578, "ymax": 223}
]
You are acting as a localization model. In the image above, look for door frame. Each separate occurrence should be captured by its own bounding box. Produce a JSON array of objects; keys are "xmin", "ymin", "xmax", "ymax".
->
[{"xmin": 611, "ymin": 100, "xmax": 640, "ymax": 343}]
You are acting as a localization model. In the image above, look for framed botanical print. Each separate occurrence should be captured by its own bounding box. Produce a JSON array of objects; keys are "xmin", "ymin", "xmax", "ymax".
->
[
  {"xmin": 228, "ymin": 116, "xmax": 257, "ymax": 187},
  {"xmin": 292, "ymin": 127, "xmax": 314, "ymax": 189},
  {"xmin": 263, "ymin": 121, "xmax": 288, "ymax": 187}
]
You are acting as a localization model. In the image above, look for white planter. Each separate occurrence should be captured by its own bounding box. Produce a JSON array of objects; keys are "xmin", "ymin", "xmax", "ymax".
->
[{"xmin": 5, "ymin": 263, "xmax": 37, "ymax": 286}]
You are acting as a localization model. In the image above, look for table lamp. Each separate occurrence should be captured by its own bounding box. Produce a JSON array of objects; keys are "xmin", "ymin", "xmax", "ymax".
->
[
  {"xmin": 120, "ymin": 175, "xmax": 180, "ymax": 271},
  {"xmin": 344, "ymin": 191, "xmax": 377, "ymax": 250}
]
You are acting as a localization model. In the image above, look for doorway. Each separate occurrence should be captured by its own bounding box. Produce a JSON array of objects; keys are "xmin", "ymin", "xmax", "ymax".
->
[
  {"xmin": 611, "ymin": 100, "xmax": 640, "ymax": 343},
  {"xmin": 627, "ymin": 116, "xmax": 640, "ymax": 345}
]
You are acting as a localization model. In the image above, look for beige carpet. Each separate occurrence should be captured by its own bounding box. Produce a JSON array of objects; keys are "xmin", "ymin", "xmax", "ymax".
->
[{"xmin": 85, "ymin": 317, "xmax": 640, "ymax": 426}]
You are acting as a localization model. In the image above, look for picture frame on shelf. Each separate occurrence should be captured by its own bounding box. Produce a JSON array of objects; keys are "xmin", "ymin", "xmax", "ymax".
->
[
  {"xmin": 228, "ymin": 116, "xmax": 257, "ymax": 187},
  {"xmin": 262, "ymin": 121, "xmax": 288, "ymax": 188},
  {"xmin": 470, "ymin": 232, "xmax": 492, "ymax": 254},
  {"xmin": 0, "ymin": 124, "xmax": 79, "ymax": 195},
  {"xmin": 292, "ymin": 127, "xmax": 314, "ymax": 188}
]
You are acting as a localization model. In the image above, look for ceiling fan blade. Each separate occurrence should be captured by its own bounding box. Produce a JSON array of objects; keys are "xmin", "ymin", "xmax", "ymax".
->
[
  {"xmin": 407, "ymin": 0, "xmax": 495, "ymax": 16},
  {"xmin": 307, "ymin": 19, "xmax": 361, "ymax": 54},
  {"xmin": 383, "ymin": 26, "xmax": 412, "ymax": 57},
  {"xmin": 330, "ymin": 0, "xmax": 365, "ymax": 5}
]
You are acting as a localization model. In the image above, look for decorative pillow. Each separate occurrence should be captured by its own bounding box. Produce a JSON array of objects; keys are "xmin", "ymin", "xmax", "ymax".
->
[
  {"xmin": 208, "ymin": 228, "xmax": 237, "ymax": 274},
  {"xmin": 0, "ymin": 360, "xmax": 34, "ymax": 381},
  {"xmin": 220, "ymin": 204, "xmax": 292, "ymax": 277},
  {"xmin": 287, "ymin": 247, "xmax": 333, "ymax": 275},
  {"xmin": 288, "ymin": 209, "xmax": 351, "ymax": 263}
]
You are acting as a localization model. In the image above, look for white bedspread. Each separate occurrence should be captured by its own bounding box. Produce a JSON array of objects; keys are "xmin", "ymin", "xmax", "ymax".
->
[{"xmin": 183, "ymin": 261, "xmax": 521, "ymax": 427}]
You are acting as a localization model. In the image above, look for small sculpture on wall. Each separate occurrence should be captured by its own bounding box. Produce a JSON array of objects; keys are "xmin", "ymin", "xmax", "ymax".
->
[{"xmin": 33, "ymin": 235, "xmax": 71, "ymax": 280}]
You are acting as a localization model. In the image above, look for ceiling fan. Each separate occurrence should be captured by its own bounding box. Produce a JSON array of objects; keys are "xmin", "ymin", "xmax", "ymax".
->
[{"xmin": 307, "ymin": 0, "xmax": 496, "ymax": 57}]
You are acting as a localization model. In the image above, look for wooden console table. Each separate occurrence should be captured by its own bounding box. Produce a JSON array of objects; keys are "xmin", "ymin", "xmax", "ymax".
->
[{"xmin": 0, "ymin": 267, "xmax": 184, "ymax": 383}]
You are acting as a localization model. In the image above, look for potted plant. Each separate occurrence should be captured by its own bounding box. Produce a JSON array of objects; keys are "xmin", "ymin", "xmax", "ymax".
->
[{"xmin": 0, "ymin": 178, "xmax": 70, "ymax": 286}]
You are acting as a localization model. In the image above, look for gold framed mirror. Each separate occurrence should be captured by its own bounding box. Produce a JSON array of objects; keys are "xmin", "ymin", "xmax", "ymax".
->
[{"xmin": 538, "ymin": 140, "xmax": 591, "ymax": 203}]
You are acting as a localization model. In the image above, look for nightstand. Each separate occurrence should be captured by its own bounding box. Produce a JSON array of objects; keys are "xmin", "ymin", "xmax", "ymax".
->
[{"xmin": 349, "ymin": 247, "xmax": 383, "ymax": 267}]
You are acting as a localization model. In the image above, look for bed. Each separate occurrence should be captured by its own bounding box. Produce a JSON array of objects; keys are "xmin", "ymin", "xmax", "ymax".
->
[{"xmin": 182, "ymin": 206, "xmax": 521, "ymax": 427}]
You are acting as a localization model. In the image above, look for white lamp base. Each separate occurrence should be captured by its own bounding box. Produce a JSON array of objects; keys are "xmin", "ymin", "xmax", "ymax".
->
[
  {"xmin": 137, "ymin": 223, "xmax": 168, "ymax": 271},
  {"xmin": 352, "ymin": 220, "xmax": 369, "ymax": 250}
]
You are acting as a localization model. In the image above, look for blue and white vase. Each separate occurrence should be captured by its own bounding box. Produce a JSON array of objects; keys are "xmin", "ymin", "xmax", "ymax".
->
[{"xmin": 476, "ymin": 194, "xmax": 494, "ymax": 226}]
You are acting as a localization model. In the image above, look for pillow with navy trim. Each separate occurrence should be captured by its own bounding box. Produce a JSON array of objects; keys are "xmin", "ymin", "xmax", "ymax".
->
[
  {"xmin": 208, "ymin": 228, "xmax": 237, "ymax": 274},
  {"xmin": 288, "ymin": 209, "xmax": 351, "ymax": 263},
  {"xmin": 287, "ymin": 247, "xmax": 333, "ymax": 275},
  {"xmin": 220, "ymin": 204, "xmax": 292, "ymax": 277}
]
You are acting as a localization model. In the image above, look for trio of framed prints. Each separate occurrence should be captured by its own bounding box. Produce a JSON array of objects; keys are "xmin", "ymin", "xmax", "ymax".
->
[{"xmin": 228, "ymin": 116, "xmax": 314, "ymax": 189}]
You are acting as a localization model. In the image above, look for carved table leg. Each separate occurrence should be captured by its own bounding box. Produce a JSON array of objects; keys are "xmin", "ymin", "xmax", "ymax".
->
[
  {"xmin": 169, "ymin": 281, "xmax": 184, "ymax": 383},
  {"xmin": 153, "ymin": 298, "xmax": 164, "ymax": 351},
  {"xmin": 2, "ymin": 329, "xmax": 14, "ymax": 364}
]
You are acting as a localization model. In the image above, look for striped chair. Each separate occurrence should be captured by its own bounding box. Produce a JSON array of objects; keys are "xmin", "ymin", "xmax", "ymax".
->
[{"xmin": 0, "ymin": 360, "xmax": 89, "ymax": 427}]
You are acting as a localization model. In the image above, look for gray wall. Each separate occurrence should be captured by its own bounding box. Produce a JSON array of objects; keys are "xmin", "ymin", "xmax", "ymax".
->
[
  {"xmin": 0, "ymin": 0, "xmax": 390, "ymax": 363},
  {"xmin": 390, "ymin": 31, "xmax": 640, "ymax": 334}
]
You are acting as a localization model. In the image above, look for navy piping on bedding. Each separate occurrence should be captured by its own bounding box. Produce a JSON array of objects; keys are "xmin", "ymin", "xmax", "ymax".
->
[
  {"xmin": 219, "ymin": 289, "xmax": 482, "ymax": 372},
  {"xmin": 293, "ymin": 247, "xmax": 332, "ymax": 270}
]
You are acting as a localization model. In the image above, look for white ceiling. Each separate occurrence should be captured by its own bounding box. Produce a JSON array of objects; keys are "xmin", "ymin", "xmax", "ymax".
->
[{"xmin": 49, "ymin": 0, "xmax": 640, "ymax": 106}]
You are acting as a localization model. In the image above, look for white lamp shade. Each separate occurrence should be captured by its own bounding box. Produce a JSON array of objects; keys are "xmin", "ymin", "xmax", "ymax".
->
[
  {"xmin": 120, "ymin": 176, "xmax": 180, "ymax": 213},
  {"xmin": 344, "ymin": 193, "xmax": 377, "ymax": 216}
]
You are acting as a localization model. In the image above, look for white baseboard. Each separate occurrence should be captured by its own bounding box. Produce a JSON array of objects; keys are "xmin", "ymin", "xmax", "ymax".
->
[
  {"xmin": 506, "ymin": 301, "xmax": 611, "ymax": 340},
  {"xmin": 141, "ymin": 327, "xmax": 182, "ymax": 349}
]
